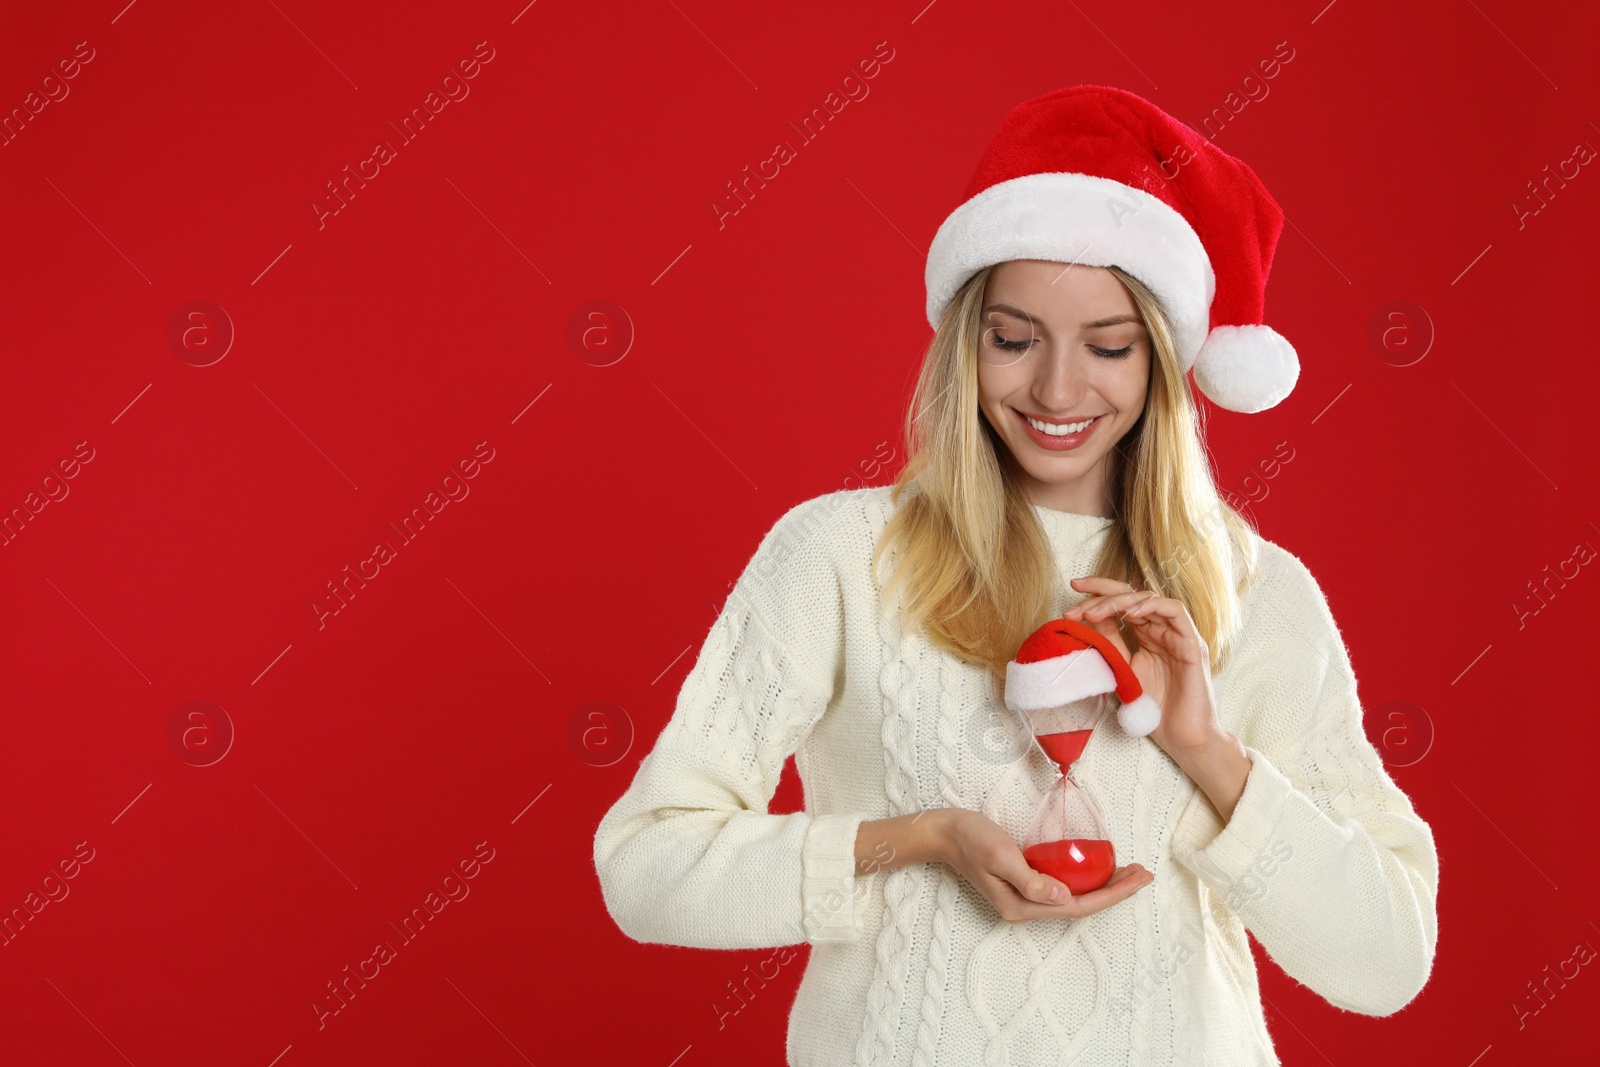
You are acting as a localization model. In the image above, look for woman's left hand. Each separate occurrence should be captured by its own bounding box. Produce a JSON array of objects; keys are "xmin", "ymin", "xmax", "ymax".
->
[{"xmin": 1062, "ymin": 576, "xmax": 1223, "ymax": 757}]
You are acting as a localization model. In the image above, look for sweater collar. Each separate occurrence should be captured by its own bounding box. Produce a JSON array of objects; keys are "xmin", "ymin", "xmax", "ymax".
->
[{"xmin": 1030, "ymin": 501, "xmax": 1115, "ymax": 550}]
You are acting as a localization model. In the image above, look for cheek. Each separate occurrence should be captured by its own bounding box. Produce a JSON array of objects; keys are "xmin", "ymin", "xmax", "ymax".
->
[
  {"xmin": 975, "ymin": 366, "xmax": 1009, "ymax": 409},
  {"xmin": 1101, "ymin": 358, "xmax": 1149, "ymax": 410}
]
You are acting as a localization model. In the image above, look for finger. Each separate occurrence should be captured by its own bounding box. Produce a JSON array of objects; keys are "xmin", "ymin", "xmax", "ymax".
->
[
  {"xmin": 1106, "ymin": 863, "xmax": 1152, "ymax": 884},
  {"xmin": 1067, "ymin": 587, "xmax": 1154, "ymax": 625},
  {"xmin": 1067, "ymin": 577, "xmax": 1133, "ymax": 612},
  {"xmin": 1081, "ymin": 590, "xmax": 1157, "ymax": 620},
  {"xmin": 1115, "ymin": 600, "xmax": 1177, "ymax": 642},
  {"xmin": 1086, "ymin": 864, "xmax": 1148, "ymax": 891},
  {"xmin": 1122, "ymin": 593, "xmax": 1175, "ymax": 620},
  {"xmin": 1008, "ymin": 864, "xmax": 1153, "ymax": 921},
  {"xmin": 1071, "ymin": 576, "xmax": 1135, "ymax": 594},
  {"xmin": 1062, "ymin": 599, "xmax": 1096, "ymax": 620},
  {"xmin": 1073, "ymin": 609, "xmax": 1132, "ymax": 662},
  {"xmin": 1127, "ymin": 595, "xmax": 1203, "ymax": 636},
  {"xmin": 996, "ymin": 850, "xmax": 1074, "ymax": 905},
  {"xmin": 1119, "ymin": 597, "xmax": 1204, "ymax": 650},
  {"xmin": 1113, "ymin": 594, "xmax": 1183, "ymax": 639},
  {"xmin": 1057, "ymin": 865, "xmax": 1155, "ymax": 915}
]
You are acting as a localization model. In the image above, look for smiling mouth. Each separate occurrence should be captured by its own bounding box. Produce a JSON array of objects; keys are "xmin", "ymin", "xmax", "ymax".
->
[{"xmin": 1018, "ymin": 411, "xmax": 1104, "ymax": 436}]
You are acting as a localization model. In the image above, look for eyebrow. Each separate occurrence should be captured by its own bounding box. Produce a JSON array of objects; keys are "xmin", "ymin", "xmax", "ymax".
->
[{"xmin": 982, "ymin": 304, "xmax": 1144, "ymax": 330}]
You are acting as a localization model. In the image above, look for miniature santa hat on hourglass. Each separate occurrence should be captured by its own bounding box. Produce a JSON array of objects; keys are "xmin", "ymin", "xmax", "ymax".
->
[{"xmin": 1005, "ymin": 617, "xmax": 1162, "ymax": 737}]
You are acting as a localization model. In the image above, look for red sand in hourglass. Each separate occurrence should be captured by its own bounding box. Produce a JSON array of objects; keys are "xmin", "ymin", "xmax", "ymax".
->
[
  {"xmin": 1023, "ymin": 838, "xmax": 1116, "ymax": 895},
  {"xmin": 1036, "ymin": 729, "xmax": 1093, "ymax": 769}
]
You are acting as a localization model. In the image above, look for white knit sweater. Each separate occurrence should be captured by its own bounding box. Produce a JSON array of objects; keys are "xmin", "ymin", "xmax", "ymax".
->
[{"xmin": 593, "ymin": 486, "xmax": 1439, "ymax": 1066}]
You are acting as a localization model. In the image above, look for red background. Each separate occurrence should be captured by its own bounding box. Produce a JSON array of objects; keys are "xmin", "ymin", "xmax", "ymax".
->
[{"xmin": 2, "ymin": 0, "xmax": 1595, "ymax": 1064}]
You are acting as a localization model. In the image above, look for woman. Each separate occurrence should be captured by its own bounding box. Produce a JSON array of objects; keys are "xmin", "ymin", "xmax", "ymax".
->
[{"xmin": 593, "ymin": 85, "xmax": 1439, "ymax": 1066}]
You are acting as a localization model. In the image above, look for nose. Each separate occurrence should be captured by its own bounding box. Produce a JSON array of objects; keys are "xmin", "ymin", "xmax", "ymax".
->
[{"xmin": 1034, "ymin": 343, "xmax": 1093, "ymax": 414}]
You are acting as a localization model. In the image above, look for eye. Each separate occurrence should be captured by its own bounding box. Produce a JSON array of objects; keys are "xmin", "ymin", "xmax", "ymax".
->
[
  {"xmin": 988, "ymin": 333, "xmax": 1033, "ymax": 352},
  {"xmin": 1091, "ymin": 343, "xmax": 1135, "ymax": 359}
]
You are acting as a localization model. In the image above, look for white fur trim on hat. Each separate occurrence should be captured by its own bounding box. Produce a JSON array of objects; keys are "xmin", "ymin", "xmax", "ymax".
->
[
  {"xmin": 1004, "ymin": 647, "xmax": 1117, "ymax": 712},
  {"xmin": 925, "ymin": 172, "xmax": 1216, "ymax": 368},
  {"xmin": 1116, "ymin": 692, "xmax": 1161, "ymax": 737},
  {"xmin": 1192, "ymin": 323, "xmax": 1300, "ymax": 413}
]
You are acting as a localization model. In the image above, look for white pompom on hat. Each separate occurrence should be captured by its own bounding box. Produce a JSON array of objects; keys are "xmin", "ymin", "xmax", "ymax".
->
[{"xmin": 925, "ymin": 84, "xmax": 1299, "ymax": 415}]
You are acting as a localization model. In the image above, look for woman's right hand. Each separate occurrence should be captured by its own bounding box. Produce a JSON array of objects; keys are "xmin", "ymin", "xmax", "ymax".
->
[{"xmin": 933, "ymin": 808, "xmax": 1153, "ymax": 922}]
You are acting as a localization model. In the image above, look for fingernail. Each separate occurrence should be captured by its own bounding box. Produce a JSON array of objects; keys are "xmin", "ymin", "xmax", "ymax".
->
[{"xmin": 1049, "ymin": 886, "xmax": 1065, "ymax": 903}]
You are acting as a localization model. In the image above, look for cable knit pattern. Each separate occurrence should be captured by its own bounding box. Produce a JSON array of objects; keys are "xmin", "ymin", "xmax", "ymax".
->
[
  {"xmin": 909, "ymin": 643, "xmax": 965, "ymax": 1067},
  {"xmin": 593, "ymin": 486, "xmax": 1440, "ymax": 1065},
  {"xmin": 1127, "ymin": 732, "xmax": 1158, "ymax": 1062},
  {"xmin": 854, "ymin": 585, "xmax": 923, "ymax": 1067}
]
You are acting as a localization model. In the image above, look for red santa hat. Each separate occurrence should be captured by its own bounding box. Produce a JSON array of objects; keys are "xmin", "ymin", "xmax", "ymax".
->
[
  {"xmin": 925, "ymin": 84, "xmax": 1298, "ymax": 415},
  {"xmin": 1005, "ymin": 617, "xmax": 1162, "ymax": 737}
]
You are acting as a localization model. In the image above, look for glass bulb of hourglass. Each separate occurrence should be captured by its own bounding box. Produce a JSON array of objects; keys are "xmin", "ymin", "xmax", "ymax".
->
[{"xmin": 1021, "ymin": 693, "xmax": 1116, "ymax": 895}]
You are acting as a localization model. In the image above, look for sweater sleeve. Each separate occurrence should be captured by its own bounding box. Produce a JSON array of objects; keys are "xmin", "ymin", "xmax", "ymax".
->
[
  {"xmin": 592, "ymin": 493, "xmax": 869, "ymax": 950},
  {"xmin": 1169, "ymin": 542, "xmax": 1440, "ymax": 1017}
]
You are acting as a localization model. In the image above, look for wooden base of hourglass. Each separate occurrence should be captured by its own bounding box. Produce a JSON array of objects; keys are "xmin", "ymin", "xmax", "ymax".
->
[{"xmin": 1025, "ymin": 727, "xmax": 1115, "ymax": 895}]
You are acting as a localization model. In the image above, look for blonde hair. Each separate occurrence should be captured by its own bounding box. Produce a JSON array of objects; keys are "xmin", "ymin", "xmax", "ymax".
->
[{"xmin": 871, "ymin": 263, "xmax": 1261, "ymax": 698}]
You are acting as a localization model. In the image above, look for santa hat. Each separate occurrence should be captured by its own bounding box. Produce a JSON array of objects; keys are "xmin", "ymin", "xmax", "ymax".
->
[
  {"xmin": 925, "ymin": 84, "xmax": 1298, "ymax": 415},
  {"xmin": 1004, "ymin": 617, "xmax": 1162, "ymax": 737}
]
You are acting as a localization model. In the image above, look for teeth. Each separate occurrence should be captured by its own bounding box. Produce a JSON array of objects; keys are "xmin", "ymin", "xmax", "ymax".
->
[{"xmin": 1026, "ymin": 414, "xmax": 1097, "ymax": 436}]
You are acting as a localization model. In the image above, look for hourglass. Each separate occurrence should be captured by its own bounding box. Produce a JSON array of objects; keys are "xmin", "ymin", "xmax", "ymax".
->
[
  {"xmin": 1019, "ymin": 692, "xmax": 1115, "ymax": 894},
  {"xmin": 1004, "ymin": 616, "xmax": 1163, "ymax": 896}
]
